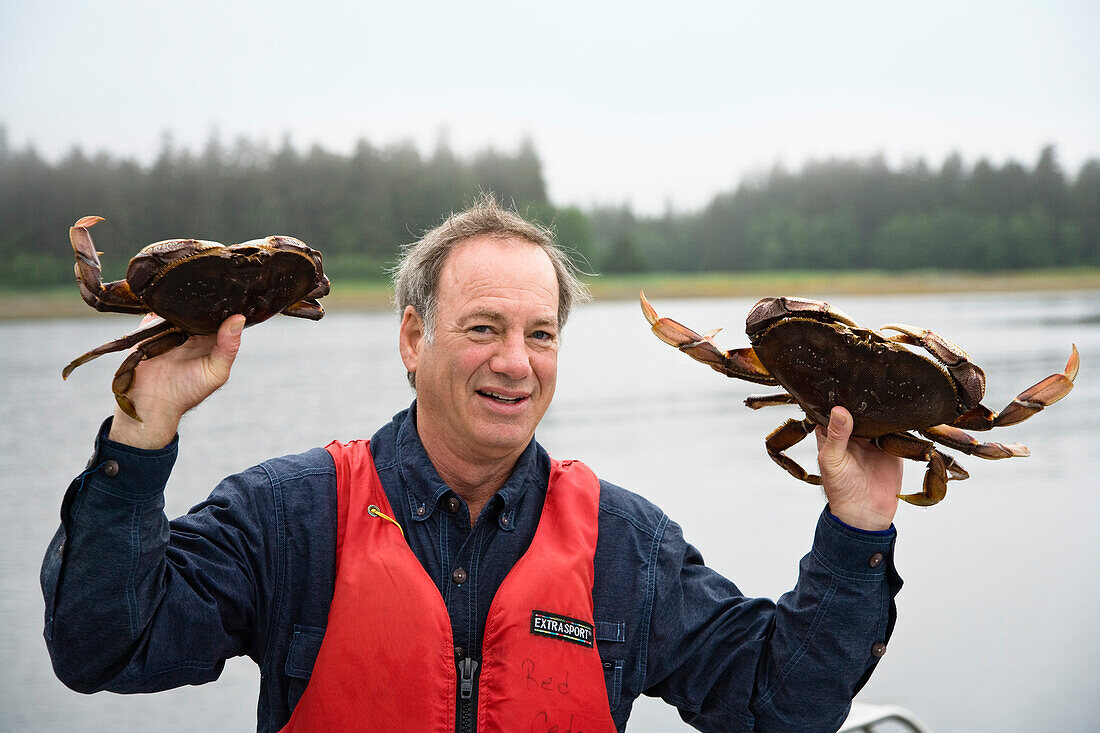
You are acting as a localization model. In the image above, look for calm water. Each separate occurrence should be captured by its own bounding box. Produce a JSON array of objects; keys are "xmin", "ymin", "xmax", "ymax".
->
[{"xmin": 2, "ymin": 291, "xmax": 1098, "ymax": 732}]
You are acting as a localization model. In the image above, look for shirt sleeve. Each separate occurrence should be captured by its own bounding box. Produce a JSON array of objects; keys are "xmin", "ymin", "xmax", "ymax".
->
[
  {"xmin": 40, "ymin": 419, "xmax": 274, "ymax": 694},
  {"xmin": 644, "ymin": 508, "xmax": 902, "ymax": 732}
]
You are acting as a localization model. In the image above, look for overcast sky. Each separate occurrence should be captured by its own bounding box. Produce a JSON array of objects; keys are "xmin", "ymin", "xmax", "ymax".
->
[{"xmin": 3, "ymin": 0, "xmax": 1097, "ymax": 214}]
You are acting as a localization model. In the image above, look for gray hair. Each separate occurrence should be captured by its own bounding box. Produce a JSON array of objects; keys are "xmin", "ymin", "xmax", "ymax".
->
[{"xmin": 392, "ymin": 196, "xmax": 591, "ymax": 386}]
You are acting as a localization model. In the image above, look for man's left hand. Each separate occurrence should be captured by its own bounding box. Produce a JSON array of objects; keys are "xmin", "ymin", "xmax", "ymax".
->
[{"xmin": 816, "ymin": 406, "xmax": 902, "ymax": 532}]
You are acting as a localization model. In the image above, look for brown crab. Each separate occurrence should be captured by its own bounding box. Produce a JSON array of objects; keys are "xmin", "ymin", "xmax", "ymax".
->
[
  {"xmin": 641, "ymin": 292, "xmax": 1079, "ymax": 506},
  {"xmin": 62, "ymin": 216, "xmax": 330, "ymax": 421}
]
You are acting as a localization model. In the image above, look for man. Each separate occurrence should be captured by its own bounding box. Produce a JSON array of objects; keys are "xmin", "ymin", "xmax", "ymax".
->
[{"xmin": 43, "ymin": 198, "xmax": 903, "ymax": 732}]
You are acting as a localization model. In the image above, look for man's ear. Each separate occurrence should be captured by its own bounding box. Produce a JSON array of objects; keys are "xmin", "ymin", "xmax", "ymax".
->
[{"xmin": 399, "ymin": 305, "xmax": 425, "ymax": 375}]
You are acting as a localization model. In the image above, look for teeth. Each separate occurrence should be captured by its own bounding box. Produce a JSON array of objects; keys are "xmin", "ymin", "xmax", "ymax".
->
[{"xmin": 482, "ymin": 390, "xmax": 523, "ymax": 403}]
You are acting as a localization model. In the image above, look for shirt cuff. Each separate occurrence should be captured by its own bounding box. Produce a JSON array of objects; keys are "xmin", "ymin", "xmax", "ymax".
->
[
  {"xmin": 81, "ymin": 416, "xmax": 179, "ymax": 501},
  {"xmin": 813, "ymin": 507, "xmax": 896, "ymax": 580},
  {"xmin": 825, "ymin": 507, "xmax": 895, "ymax": 536}
]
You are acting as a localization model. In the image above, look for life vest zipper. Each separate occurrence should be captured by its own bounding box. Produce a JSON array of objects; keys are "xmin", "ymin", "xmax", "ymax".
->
[{"xmin": 458, "ymin": 656, "xmax": 479, "ymax": 733}]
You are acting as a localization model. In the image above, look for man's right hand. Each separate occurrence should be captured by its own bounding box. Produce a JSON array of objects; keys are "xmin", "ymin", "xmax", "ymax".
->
[{"xmin": 108, "ymin": 314, "xmax": 246, "ymax": 449}]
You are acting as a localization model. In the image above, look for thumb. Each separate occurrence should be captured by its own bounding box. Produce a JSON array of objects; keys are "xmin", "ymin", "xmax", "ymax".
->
[
  {"xmin": 209, "ymin": 315, "xmax": 245, "ymax": 378},
  {"xmin": 818, "ymin": 406, "xmax": 853, "ymax": 470}
]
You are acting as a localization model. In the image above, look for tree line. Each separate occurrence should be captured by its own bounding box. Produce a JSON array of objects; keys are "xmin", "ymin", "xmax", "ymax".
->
[
  {"xmin": 607, "ymin": 147, "xmax": 1100, "ymax": 273},
  {"xmin": 1, "ymin": 125, "xmax": 1097, "ymax": 288}
]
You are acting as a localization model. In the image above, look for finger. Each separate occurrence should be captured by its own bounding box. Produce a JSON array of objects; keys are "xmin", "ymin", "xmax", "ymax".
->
[
  {"xmin": 208, "ymin": 315, "xmax": 245, "ymax": 378},
  {"xmin": 817, "ymin": 406, "xmax": 853, "ymax": 471}
]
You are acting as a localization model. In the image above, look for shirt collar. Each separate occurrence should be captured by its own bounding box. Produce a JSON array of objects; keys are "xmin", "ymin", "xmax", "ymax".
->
[{"xmin": 391, "ymin": 401, "xmax": 540, "ymax": 530}]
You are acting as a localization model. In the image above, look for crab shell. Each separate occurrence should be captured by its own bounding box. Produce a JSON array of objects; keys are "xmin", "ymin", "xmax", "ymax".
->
[
  {"xmin": 122, "ymin": 237, "xmax": 327, "ymax": 332},
  {"xmin": 745, "ymin": 296, "xmax": 985, "ymax": 438}
]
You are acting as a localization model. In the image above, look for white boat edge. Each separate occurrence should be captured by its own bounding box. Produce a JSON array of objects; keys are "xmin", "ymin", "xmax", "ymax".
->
[{"xmin": 839, "ymin": 702, "xmax": 933, "ymax": 732}]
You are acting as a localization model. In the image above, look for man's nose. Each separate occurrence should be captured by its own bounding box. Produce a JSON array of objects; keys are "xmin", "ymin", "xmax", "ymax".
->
[{"xmin": 490, "ymin": 333, "xmax": 531, "ymax": 380}]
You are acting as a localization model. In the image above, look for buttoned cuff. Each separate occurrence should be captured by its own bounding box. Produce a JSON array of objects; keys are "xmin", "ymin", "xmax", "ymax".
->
[
  {"xmin": 825, "ymin": 507, "xmax": 894, "ymax": 536},
  {"xmin": 812, "ymin": 507, "xmax": 896, "ymax": 580},
  {"xmin": 80, "ymin": 417, "xmax": 179, "ymax": 502}
]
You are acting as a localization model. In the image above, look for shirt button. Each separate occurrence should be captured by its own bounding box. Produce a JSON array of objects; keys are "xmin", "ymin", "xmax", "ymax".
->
[
  {"xmin": 452, "ymin": 567, "xmax": 467, "ymax": 584},
  {"xmin": 871, "ymin": 642, "xmax": 888, "ymax": 658},
  {"xmin": 102, "ymin": 460, "xmax": 120, "ymax": 478},
  {"xmin": 501, "ymin": 515, "xmax": 510, "ymax": 527},
  {"xmin": 454, "ymin": 646, "xmax": 466, "ymax": 658},
  {"xmin": 447, "ymin": 497, "xmax": 461, "ymax": 513},
  {"xmin": 416, "ymin": 506, "xmax": 426, "ymax": 517},
  {"xmin": 868, "ymin": 552, "xmax": 884, "ymax": 568}
]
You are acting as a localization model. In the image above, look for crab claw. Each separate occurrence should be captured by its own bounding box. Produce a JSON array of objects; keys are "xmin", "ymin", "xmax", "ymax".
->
[
  {"xmin": 950, "ymin": 344, "xmax": 1079, "ymax": 430},
  {"xmin": 74, "ymin": 215, "xmax": 105, "ymax": 229},
  {"xmin": 641, "ymin": 290, "xmax": 722, "ymax": 354},
  {"xmin": 641, "ymin": 291, "xmax": 778, "ymax": 385},
  {"xmin": 69, "ymin": 215, "xmax": 147, "ymax": 314},
  {"xmin": 992, "ymin": 343, "xmax": 1079, "ymax": 426},
  {"xmin": 70, "ymin": 216, "xmax": 108, "ymax": 307}
]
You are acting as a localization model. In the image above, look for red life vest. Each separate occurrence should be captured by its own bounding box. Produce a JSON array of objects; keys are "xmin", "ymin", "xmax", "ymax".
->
[{"xmin": 279, "ymin": 439, "xmax": 616, "ymax": 733}]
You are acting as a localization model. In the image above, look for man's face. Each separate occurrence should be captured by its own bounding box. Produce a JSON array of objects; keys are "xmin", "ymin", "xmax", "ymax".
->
[{"xmin": 400, "ymin": 236, "xmax": 560, "ymax": 466}]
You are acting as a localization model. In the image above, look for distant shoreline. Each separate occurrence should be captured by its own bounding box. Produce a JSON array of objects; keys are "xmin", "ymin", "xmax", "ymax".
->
[{"xmin": 5, "ymin": 268, "xmax": 1099, "ymax": 321}]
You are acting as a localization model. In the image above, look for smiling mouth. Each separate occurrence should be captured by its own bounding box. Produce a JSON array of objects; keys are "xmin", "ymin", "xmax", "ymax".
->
[{"xmin": 478, "ymin": 390, "xmax": 527, "ymax": 405}]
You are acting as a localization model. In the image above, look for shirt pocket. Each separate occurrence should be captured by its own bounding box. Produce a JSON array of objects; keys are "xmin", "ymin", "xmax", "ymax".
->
[
  {"xmin": 285, "ymin": 625, "xmax": 326, "ymax": 712},
  {"xmin": 595, "ymin": 620, "xmax": 626, "ymax": 711}
]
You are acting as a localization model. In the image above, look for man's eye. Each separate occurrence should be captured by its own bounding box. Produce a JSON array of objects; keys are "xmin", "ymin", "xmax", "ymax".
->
[
  {"xmin": 531, "ymin": 330, "xmax": 555, "ymax": 341},
  {"xmin": 471, "ymin": 325, "xmax": 493, "ymax": 334}
]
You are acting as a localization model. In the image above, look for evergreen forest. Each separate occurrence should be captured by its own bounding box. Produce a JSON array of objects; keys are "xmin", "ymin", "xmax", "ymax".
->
[{"xmin": 2, "ymin": 125, "xmax": 1098, "ymax": 288}]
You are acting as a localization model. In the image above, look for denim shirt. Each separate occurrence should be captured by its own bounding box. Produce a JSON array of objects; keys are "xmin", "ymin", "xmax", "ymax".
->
[{"xmin": 42, "ymin": 404, "xmax": 901, "ymax": 732}]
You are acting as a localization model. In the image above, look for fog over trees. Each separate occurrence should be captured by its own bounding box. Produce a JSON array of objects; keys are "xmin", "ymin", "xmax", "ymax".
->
[{"xmin": 1, "ymin": 125, "xmax": 1097, "ymax": 287}]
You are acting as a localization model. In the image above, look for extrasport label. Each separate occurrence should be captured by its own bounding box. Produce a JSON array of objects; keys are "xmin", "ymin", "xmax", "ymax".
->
[{"xmin": 529, "ymin": 610, "xmax": 594, "ymax": 648}]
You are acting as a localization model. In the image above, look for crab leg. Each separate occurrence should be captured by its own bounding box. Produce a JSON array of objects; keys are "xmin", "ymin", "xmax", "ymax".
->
[
  {"xmin": 70, "ymin": 216, "xmax": 148, "ymax": 314},
  {"xmin": 110, "ymin": 327, "xmax": 189, "ymax": 421},
  {"xmin": 765, "ymin": 418, "xmax": 973, "ymax": 507},
  {"xmin": 949, "ymin": 344, "xmax": 1079, "ymax": 430},
  {"xmin": 281, "ymin": 298, "xmax": 326, "ymax": 320},
  {"xmin": 872, "ymin": 432, "xmax": 969, "ymax": 507},
  {"xmin": 61, "ymin": 317, "xmax": 175, "ymax": 380},
  {"xmin": 303, "ymin": 277, "xmax": 331, "ymax": 301},
  {"xmin": 640, "ymin": 292, "xmax": 778, "ymax": 385},
  {"xmin": 920, "ymin": 425, "xmax": 1029, "ymax": 459},
  {"xmin": 764, "ymin": 417, "xmax": 822, "ymax": 485},
  {"xmin": 745, "ymin": 393, "xmax": 798, "ymax": 409}
]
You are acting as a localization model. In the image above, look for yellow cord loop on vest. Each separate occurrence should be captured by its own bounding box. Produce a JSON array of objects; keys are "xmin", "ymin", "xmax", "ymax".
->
[{"xmin": 367, "ymin": 504, "xmax": 405, "ymax": 538}]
